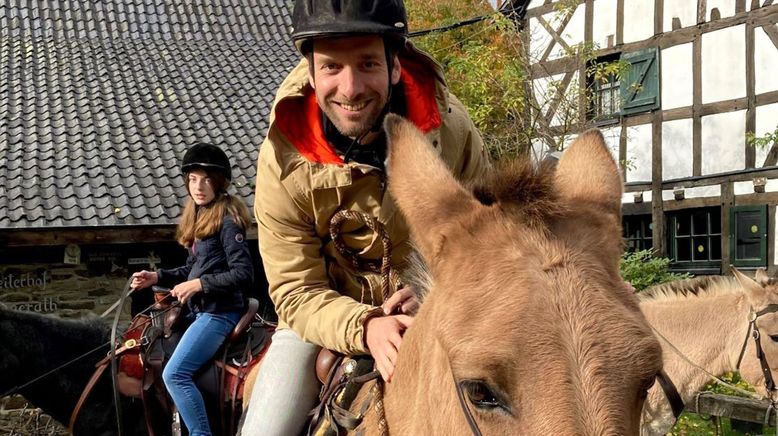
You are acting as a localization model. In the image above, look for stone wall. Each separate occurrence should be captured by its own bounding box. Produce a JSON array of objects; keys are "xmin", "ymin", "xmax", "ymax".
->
[{"xmin": 0, "ymin": 240, "xmax": 273, "ymax": 319}]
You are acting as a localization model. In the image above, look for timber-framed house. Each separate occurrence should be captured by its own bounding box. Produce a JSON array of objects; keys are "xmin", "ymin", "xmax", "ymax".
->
[{"xmin": 524, "ymin": 0, "xmax": 778, "ymax": 275}]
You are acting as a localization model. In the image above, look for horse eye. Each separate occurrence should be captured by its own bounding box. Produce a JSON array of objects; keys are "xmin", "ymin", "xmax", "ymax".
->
[
  {"xmin": 770, "ymin": 334, "xmax": 778, "ymax": 343},
  {"xmin": 460, "ymin": 380, "xmax": 505, "ymax": 411}
]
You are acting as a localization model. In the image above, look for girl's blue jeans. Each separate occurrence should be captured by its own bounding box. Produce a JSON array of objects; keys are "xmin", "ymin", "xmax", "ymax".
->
[{"xmin": 162, "ymin": 311, "xmax": 240, "ymax": 436}]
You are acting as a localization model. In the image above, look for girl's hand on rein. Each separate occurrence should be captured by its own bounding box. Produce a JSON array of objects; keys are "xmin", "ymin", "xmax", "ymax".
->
[
  {"xmin": 171, "ymin": 279, "xmax": 203, "ymax": 304},
  {"xmin": 130, "ymin": 270, "xmax": 158, "ymax": 290}
]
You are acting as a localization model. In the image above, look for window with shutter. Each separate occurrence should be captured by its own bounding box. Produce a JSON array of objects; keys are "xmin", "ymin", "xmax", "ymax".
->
[{"xmin": 620, "ymin": 48, "xmax": 660, "ymax": 115}]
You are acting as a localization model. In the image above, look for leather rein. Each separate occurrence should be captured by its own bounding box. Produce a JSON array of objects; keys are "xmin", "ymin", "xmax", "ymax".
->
[{"xmin": 735, "ymin": 303, "xmax": 778, "ymax": 400}]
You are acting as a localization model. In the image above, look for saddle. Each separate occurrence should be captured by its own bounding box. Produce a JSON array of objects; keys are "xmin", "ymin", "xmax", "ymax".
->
[{"xmin": 70, "ymin": 292, "xmax": 274, "ymax": 436}]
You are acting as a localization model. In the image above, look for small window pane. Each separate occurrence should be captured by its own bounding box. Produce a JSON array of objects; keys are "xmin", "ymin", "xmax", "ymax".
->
[
  {"xmin": 692, "ymin": 236, "xmax": 710, "ymax": 261},
  {"xmin": 709, "ymin": 211, "xmax": 721, "ymax": 235},
  {"xmin": 645, "ymin": 221, "xmax": 653, "ymax": 237},
  {"xmin": 709, "ymin": 236, "xmax": 722, "ymax": 260},
  {"xmin": 676, "ymin": 237, "xmax": 692, "ymax": 261},
  {"xmin": 676, "ymin": 216, "xmax": 691, "ymax": 236},
  {"xmin": 692, "ymin": 211, "xmax": 709, "ymax": 235}
]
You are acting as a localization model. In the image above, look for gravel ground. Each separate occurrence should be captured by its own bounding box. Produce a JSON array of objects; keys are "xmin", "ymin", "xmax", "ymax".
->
[{"xmin": 0, "ymin": 398, "xmax": 68, "ymax": 436}]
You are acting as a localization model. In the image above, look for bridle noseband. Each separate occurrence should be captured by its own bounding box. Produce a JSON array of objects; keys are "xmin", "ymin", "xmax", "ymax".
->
[{"xmin": 736, "ymin": 303, "xmax": 778, "ymax": 398}]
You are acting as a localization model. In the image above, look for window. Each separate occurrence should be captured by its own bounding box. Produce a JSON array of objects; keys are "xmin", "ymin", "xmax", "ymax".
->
[
  {"xmin": 668, "ymin": 207, "xmax": 721, "ymax": 268},
  {"xmin": 730, "ymin": 205, "xmax": 768, "ymax": 267},
  {"xmin": 623, "ymin": 214, "xmax": 653, "ymax": 252},
  {"xmin": 587, "ymin": 53, "xmax": 621, "ymax": 121},
  {"xmin": 586, "ymin": 48, "xmax": 660, "ymax": 121}
]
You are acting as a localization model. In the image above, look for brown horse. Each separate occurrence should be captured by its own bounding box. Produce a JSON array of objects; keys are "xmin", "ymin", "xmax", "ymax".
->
[
  {"xmin": 639, "ymin": 268, "xmax": 778, "ymax": 436},
  {"xmin": 245, "ymin": 115, "xmax": 665, "ymax": 435}
]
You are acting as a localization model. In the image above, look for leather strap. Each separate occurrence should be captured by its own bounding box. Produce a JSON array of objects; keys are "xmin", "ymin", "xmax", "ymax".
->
[
  {"xmin": 69, "ymin": 339, "xmax": 141, "ymax": 433},
  {"xmin": 656, "ymin": 369, "xmax": 685, "ymax": 419}
]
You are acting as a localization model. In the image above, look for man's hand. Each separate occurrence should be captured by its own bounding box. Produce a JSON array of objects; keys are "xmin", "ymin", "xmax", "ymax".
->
[
  {"xmin": 364, "ymin": 314, "xmax": 414, "ymax": 382},
  {"xmin": 381, "ymin": 286, "xmax": 420, "ymax": 315},
  {"xmin": 170, "ymin": 279, "xmax": 203, "ymax": 304},
  {"xmin": 131, "ymin": 270, "xmax": 158, "ymax": 290}
]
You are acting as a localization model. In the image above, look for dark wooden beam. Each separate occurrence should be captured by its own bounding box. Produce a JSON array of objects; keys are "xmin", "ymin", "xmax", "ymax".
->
[
  {"xmin": 721, "ymin": 181, "xmax": 734, "ymax": 274},
  {"xmin": 651, "ymin": 108, "xmax": 665, "ymax": 255},
  {"xmin": 0, "ymin": 225, "xmax": 259, "ymax": 247},
  {"xmin": 746, "ymin": 21, "xmax": 757, "ymax": 168},
  {"xmin": 693, "ymin": 35, "xmax": 702, "ymax": 176}
]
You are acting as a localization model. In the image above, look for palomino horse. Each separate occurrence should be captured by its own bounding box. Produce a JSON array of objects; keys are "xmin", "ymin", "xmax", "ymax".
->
[
  {"xmin": 244, "ymin": 115, "xmax": 665, "ymax": 435},
  {"xmin": 639, "ymin": 268, "xmax": 778, "ymax": 436}
]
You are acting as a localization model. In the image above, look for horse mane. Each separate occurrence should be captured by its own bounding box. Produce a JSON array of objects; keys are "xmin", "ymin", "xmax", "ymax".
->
[
  {"xmin": 638, "ymin": 275, "xmax": 741, "ymax": 302},
  {"xmin": 470, "ymin": 159, "xmax": 565, "ymax": 227}
]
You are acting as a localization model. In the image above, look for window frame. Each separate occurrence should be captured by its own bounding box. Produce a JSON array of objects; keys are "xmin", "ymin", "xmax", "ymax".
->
[
  {"xmin": 667, "ymin": 207, "xmax": 722, "ymax": 271},
  {"xmin": 623, "ymin": 214, "xmax": 653, "ymax": 252}
]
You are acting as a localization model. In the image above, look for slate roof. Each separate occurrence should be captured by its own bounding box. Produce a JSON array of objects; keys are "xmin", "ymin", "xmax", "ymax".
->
[{"xmin": 0, "ymin": 0, "xmax": 298, "ymax": 229}]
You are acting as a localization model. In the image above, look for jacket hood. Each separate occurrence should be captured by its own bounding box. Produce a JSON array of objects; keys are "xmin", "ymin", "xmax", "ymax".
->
[{"xmin": 266, "ymin": 42, "xmax": 449, "ymax": 175}]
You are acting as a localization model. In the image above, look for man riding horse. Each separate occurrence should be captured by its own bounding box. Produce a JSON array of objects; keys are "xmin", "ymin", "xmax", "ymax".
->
[{"xmin": 240, "ymin": 0, "xmax": 489, "ymax": 433}]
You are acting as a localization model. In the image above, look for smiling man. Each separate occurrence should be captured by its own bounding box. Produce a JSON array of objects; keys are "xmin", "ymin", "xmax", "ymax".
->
[{"xmin": 241, "ymin": 1, "xmax": 489, "ymax": 434}]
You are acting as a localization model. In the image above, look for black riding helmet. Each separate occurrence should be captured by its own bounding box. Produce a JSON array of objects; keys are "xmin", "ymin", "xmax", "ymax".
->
[
  {"xmin": 290, "ymin": 0, "xmax": 408, "ymax": 53},
  {"xmin": 181, "ymin": 143, "xmax": 232, "ymax": 181}
]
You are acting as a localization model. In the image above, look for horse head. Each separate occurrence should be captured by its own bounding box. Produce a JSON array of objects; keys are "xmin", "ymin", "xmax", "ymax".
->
[
  {"xmin": 732, "ymin": 267, "xmax": 778, "ymax": 400},
  {"xmin": 381, "ymin": 115, "xmax": 663, "ymax": 435}
]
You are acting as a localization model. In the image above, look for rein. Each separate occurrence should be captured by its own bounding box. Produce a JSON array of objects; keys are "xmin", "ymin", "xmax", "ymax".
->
[{"xmin": 736, "ymin": 304, "xmax": 778, "ymax": 399}]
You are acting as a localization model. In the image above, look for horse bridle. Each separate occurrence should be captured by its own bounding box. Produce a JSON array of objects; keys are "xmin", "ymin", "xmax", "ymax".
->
[
  {"xmin": 735, "ymin": 303, "xmax": 778, "ymax": 399},
  {"xmin": 449, "ymin": 358, "xmax": 684, "ymax": 436}
]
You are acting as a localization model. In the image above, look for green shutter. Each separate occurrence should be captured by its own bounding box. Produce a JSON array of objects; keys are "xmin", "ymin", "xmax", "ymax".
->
[
  {"xmin": 729, "ymin": 205, "xmax": 768, "ymax": 267},
  {"xmin": 620, "ymin": 48, "xmax": 660, "ymax": 115}
]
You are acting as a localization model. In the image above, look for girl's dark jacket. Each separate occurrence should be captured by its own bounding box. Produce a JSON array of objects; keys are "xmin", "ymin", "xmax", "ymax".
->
[{"xmin": 156, "ymin": 215, "xmax": 252, "ymax": 314}]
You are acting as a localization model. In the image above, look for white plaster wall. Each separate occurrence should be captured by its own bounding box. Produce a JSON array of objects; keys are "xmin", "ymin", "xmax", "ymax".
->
[
  {"xmin": 734, "ymin": 181, "xmax": 753, "ymax": 196},
  {"xmin": 661, "ymin": 43, "xmax": 693, "ymax": 110},
  {"xmin": 767, "ymin": 179, "xmax": 778, "ymax": 192},
  {"xmin": 662, "ymin": 185, "xmax": 721, "ymax": 201},
  {"xmin": 625, "ymin": 124, "xmax": 652, "ymax": 182},
  {"xmin": 601, "ymin": 126, "xmax": 621, "ymax": 163},
  {"xmin": 755, "ymin": 27, "xmax": 778, "ymax": 95},
  {"xmin": 529, "ymin": 6, "xmax": 586, "ymax": 62},
  {"xmin": 531, "ymin": 138, "xmax": 548, "ymax": 163},
  {"xmin": 705, "ymin": 0, "xmax": 736, "ymax": 20},
  {"xmin": 755, "ymin": 102, "xmax": 778, "ymax": 167},
  {"xmin": 701, "ymin": 110, "xmax": 746, "ymax": 175},
  {"xmin": 623, "ymin": 0, "xmax": 655, "ymax": 43},
  {"xmin": 702, "ymin": 25, "xmax": 746, "ymax": 104},
  {"xmin": 621, "ymin": 191, "xmax": 653, "ymax": 204},
  {"xmin": 531, "ymin": 72, "xmax": 578, "ymax": 127},
  {"xmin": 662, "ymin": 118, "xmax": 693, "ymax": 180},
  {"xmin": 593, "ymin": 0, "xmax": 617, "ymax": 49},
  {"xmin": 663, "ymin": 0, "xmax": 697, "ymax": 32},
  {"xmin": 528, "ymin": 0, "xmax": 550, "ymax": 8}
]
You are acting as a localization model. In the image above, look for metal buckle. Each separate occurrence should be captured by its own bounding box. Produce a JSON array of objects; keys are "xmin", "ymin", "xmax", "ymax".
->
[
  {"xmin": 124, "ymin": 338, "xmax": 137, "ymax": 349},
  {"xmin": 750, "ymin": 311, "xmax": 758, "ymax": 322}
]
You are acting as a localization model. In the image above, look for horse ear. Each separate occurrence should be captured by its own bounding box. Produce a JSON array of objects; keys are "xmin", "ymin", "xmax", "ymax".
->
[
  {"xmin": 384, "ymin": 114, "xmax": 481, "ymax": 259},
  {"xmin": 755, "ymin": 267, "xmax": 770, "ymax": 286},
  {"xmin": 732, "ymin": 266, "xmax": 768, "ymax": 302},
  {"xmin": 554, "ymin": 129, "xmax": 622, "ymax": 216}
]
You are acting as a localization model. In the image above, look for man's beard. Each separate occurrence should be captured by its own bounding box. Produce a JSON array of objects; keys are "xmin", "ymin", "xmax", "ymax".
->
[{"xmin": 321, "ymin": 98, "xmax": 386, "ymax": 138}]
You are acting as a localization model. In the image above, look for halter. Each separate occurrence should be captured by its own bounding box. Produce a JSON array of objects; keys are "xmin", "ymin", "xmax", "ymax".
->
[{"xmin": 735, "ymin": 303, "xmax": 778, "ymax": 400}]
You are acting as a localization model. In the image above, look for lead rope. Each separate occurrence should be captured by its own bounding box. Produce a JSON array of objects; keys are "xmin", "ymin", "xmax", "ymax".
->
[
  {"xmin": 650, "ymin": 325, "xmax": 763, "ymax": 400},
  {"xmin": 328, "ymin": 210, "xmax": 395, "ymax": 435}
]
